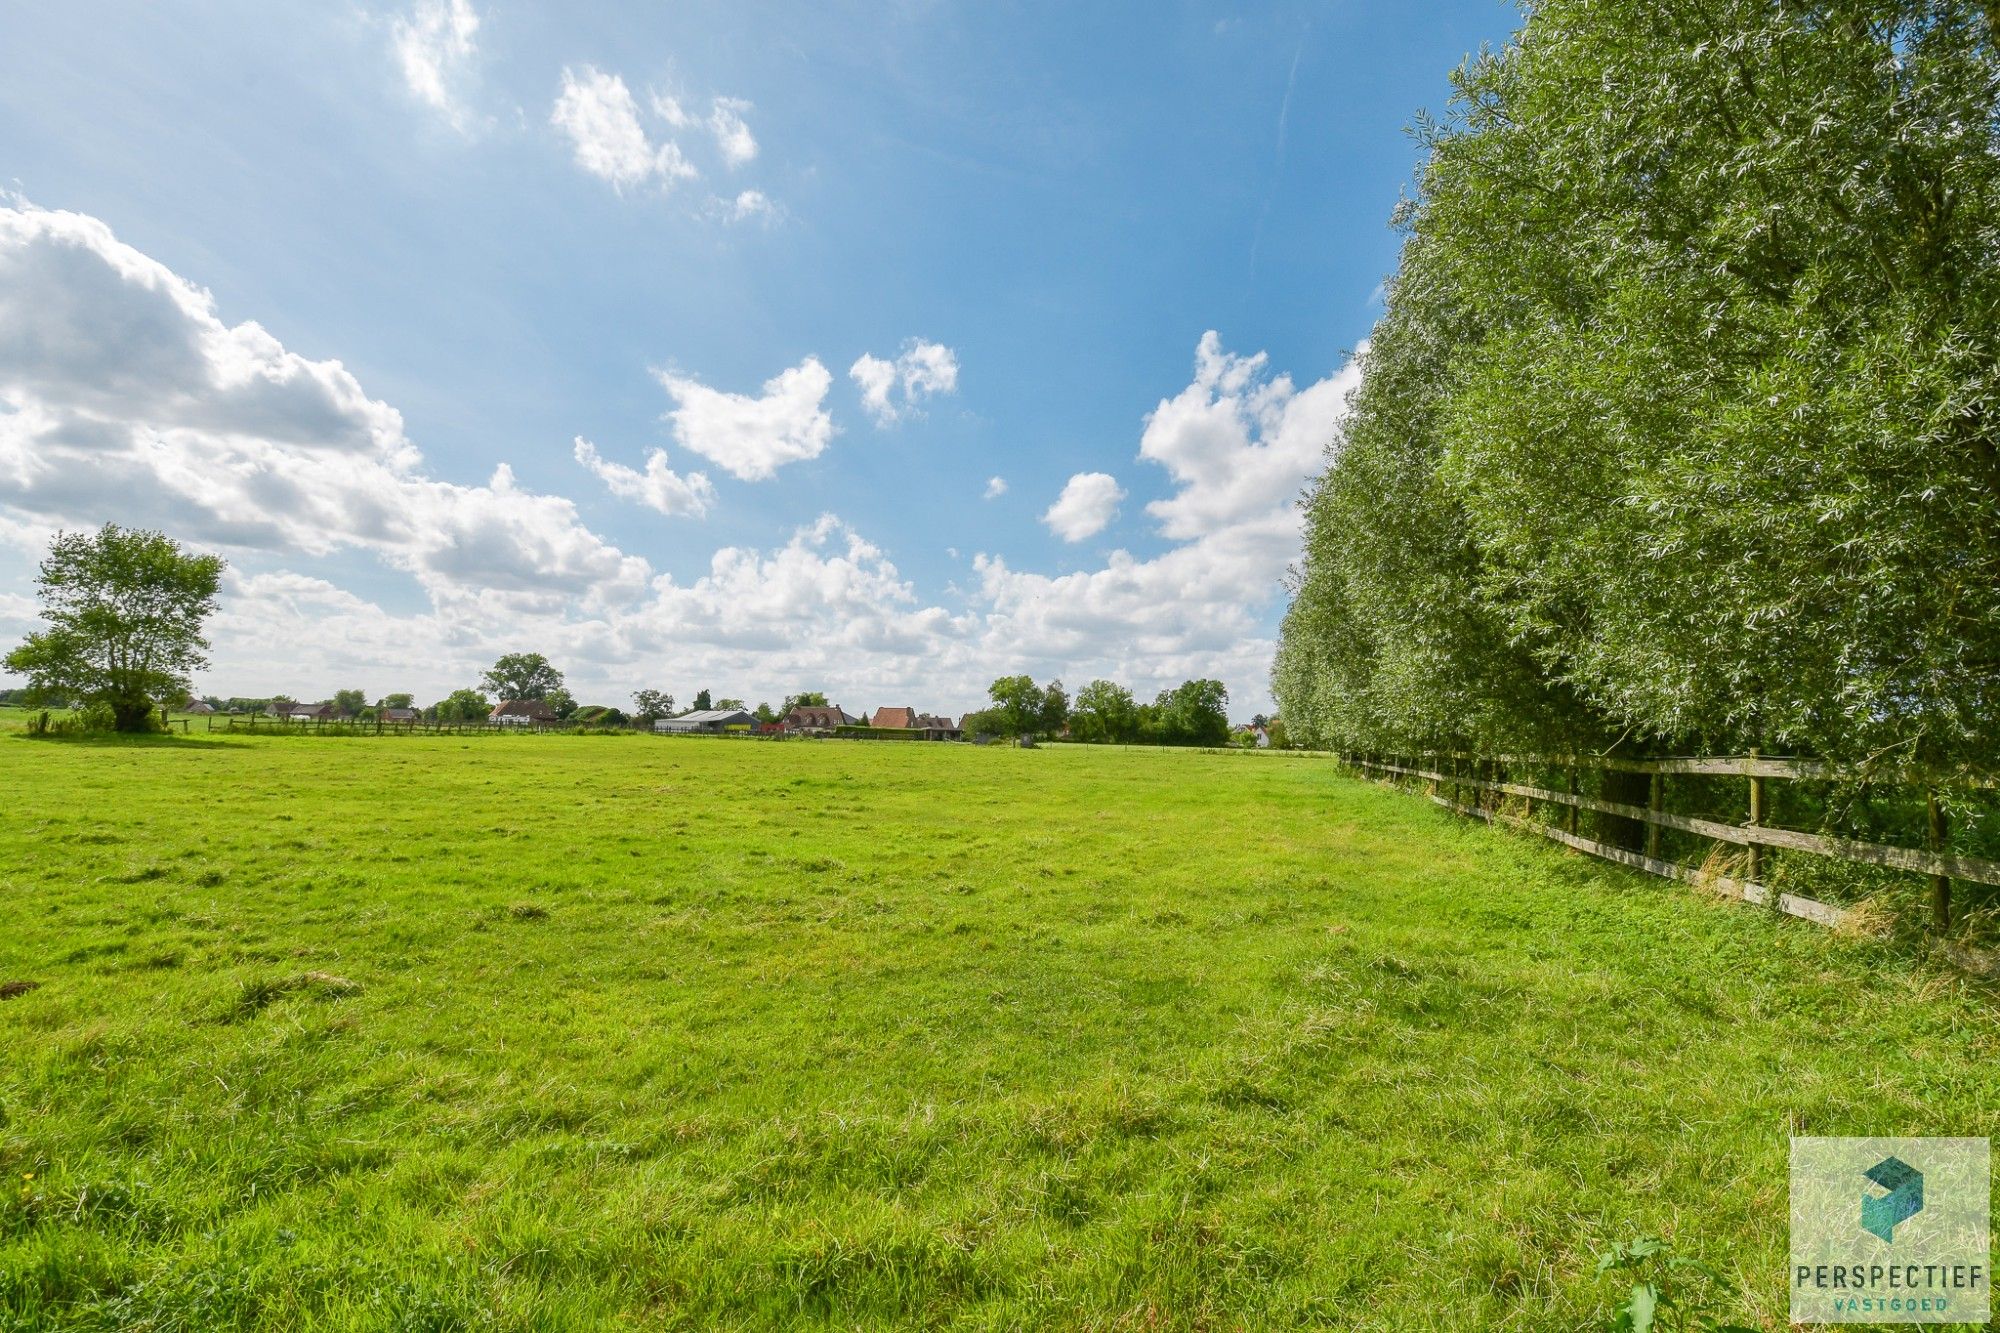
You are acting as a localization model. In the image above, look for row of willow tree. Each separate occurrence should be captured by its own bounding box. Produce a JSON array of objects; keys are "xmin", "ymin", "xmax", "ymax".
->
[{"xmin": 1276, "ymin": 0, "xmax": 2000, "ymax": 769}]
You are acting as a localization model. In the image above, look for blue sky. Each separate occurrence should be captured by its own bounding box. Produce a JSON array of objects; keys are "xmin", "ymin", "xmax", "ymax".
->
[{"xmin": 0, "ymin": 0, "xmax": 1517, "ymax": 717}]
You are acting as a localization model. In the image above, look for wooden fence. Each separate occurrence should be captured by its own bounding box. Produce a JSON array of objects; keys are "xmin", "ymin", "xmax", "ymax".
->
[{"xmin": 1341, "ymin": 751, "xmax": 2000, "ymax": 932}]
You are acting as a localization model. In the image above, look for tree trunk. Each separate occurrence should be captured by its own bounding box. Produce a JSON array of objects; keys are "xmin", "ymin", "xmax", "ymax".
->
[{"xmin": 110, "ymin": 698, "xmax": 156, "ymax": 732}]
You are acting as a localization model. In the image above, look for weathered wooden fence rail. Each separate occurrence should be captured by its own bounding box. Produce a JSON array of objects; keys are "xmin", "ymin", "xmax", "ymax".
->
[{"xmin": 1341, "ymin": 751, "xmax": 1998, "ymax": 932}]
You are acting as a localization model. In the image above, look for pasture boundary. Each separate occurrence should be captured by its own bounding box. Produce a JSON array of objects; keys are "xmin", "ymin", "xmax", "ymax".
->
[{"xmin": 1341, "ymin": 751, "xmax": 2000, "ymax": 932}]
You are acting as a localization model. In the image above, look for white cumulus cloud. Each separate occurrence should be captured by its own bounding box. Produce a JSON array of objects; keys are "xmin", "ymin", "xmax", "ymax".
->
[
  {"xmin": 392, "ymin": 0, "xmax": 480, "ymax": 129},
  {"xmin": 0, "ymin": 202, "xmax": 649, "ymax": 606},
  {"xmin": 572, "ymin": 437, "xmax": 715, "ymax": 518},
  {"xmin": 551, "ymin": 65, "xmax": 696, "ymax": 191},
  {"xmin": 1140, "ymin": 330, "xmax": 1353, "ymax": 541},
  {"xmin": 848, "ymin": 339, "xmax": 959, "ymax": 426},
  {"xmin": 655, "ymin": 357, "xmax": 835, "ymax": 482},
  {"xmin": 848, "ymin": 353, "xmax": 897, "ymax": 424},
  {"xmin": 984, "ymin": 476, "xmax": 1007, "ymax": 499},
  {"xmin": 1042, "ymin": 472, "xmax": 1125, "ymax": 542}
]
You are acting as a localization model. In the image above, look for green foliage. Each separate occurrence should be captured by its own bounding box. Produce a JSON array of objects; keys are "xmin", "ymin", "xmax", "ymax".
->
[
  {"xmin": 629, "ymin": 689, "xmax": 675, "ymax": 722},
  {"xmin": 480, "ymin": 653, "xmax": 565, "ymax": 703},
  {"xmin": 378, "ymin": 692, "xmax": 415, "ymax": 711},
  {"xmin": 1071, "ymin": 680, "xmax": 1141, "ymax": 744},
  {"xmin": 1278, "ymin": 0, "xmax": 2000, "ymax": 766},
  {"xmin": 753, "ymin": 702, "xmax": 777, "ymax": 723},
  {"xmin": 2, "ymin": 524, "xmax": 223, "ymax": 732},
  {"xmin": 691, "ymin": 688, "xmax": 713, "ymax": 711},
  {"xmin": 1060, "ymin": 678, "xmax": 1231, "ymax": 746},
  {"xmin": 433, "ymin": 688, "xmax": 491, "ymax": 723},
  {"xmin": 545, "ymin": 686, "xmax": 576, "ymax": 719},
  {"xmin": 957, "ymin": 707, "xmax": 1001, "ymax": 737},
  {"xmin": 1039, "ymin": 679, "xmax": 1069, "ymax": 736},
  {"xmin": 331, "ymin": 688, "xmax": 366, "ymax": 717},
  {"xmin": 781, "ymin": 691, "xmax": 829, "ymax": 716},
  {"xmin": 1593, "ymin": 1236, "xmax": 1754, "ymax": 1333},
  {"xmin": 986, "ymin": 675, "xmax": 1045, "ymax": 737},
  {"xmin": 1149, "ymin": 679, "xmax": 1231, "ymax": 748}
]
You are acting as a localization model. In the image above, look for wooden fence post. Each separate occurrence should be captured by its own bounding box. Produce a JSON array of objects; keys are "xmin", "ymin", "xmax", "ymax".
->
[
  {"xmin": 1645, "ymin": 772, "xmax": 1662, "ymax": 861},
  {"xmin": 1928, "ymin": 791, "xmax": 1952, "ymax": 932},
  {"xmin": 1566, "ymin": 765, "xmax": 1579, "ymax": 835},
  {"xmin": 1747, "ymin": 749, "xmax": 1765, "ymax": 891}
]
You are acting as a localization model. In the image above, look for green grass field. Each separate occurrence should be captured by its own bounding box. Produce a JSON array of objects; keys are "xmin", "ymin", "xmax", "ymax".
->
[{"xmin": 1, "ymin": 731, "xmax": 1993, "ymax": 1330}]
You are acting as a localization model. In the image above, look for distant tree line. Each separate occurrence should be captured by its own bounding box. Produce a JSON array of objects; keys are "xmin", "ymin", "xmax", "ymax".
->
[
  {"xmin": 1276, "ymin": 0, "xmax": 2000, "ymax": 768},
  {"xmin": 961, "ymin": 675, "xmax": 1231, "ymax": 747},
  {"xmin": 1, "ymin": 527, "xmax": 1244, "ymax": 746}
]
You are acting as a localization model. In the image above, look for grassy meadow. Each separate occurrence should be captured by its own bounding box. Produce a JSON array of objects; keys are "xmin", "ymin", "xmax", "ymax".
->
[{"xmin": 0, "ymin": 727, "xmax": 1994, "ymax": 1330}]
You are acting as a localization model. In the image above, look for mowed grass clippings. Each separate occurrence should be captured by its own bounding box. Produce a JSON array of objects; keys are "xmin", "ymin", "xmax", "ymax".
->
[{"xmin": 0, "ymin": 731, "xmax": 1993, "ymax": 1331}]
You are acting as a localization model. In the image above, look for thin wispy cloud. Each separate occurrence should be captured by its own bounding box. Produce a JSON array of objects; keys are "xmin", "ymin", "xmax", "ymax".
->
[
  {"xmin": 1248, "ymin": 29, "xmax": 1308, "ymax": 281},
  {"xmin": 392, "ymin": 0, "xmax": 481, "ymax": 130},
  {"xmin": 572, "ymin": 437, "xmax": 716, "ymax": 518}
]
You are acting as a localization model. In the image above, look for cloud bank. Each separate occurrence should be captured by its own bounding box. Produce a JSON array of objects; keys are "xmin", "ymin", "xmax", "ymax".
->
[{"xmin": 0, "ymin": 203, "xmax": 1355, "ymax": 713}]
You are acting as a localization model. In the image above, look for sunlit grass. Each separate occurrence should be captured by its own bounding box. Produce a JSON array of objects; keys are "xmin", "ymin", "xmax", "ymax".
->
[{"xmin": 0, "ymin": 731, "xmax": 1992, "ymax": 1329}]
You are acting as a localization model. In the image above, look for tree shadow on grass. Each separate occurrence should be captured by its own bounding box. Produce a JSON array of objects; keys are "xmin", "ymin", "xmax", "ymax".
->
[{"xmin": 8, "ymin": 730, "xmax": 244, "ymax": 750}]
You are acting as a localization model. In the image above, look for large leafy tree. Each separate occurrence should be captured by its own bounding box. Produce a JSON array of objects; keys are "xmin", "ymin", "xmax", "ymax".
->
[
  {"xmin": 986, "ymin": 675, "xmax": 1045, "ymax": 738},
  {"xmin": 1152, "ymin": 679, "xmax": 1231, "ymax": 748},
  {"xmin": 630, "ymin": 689, "xmax": 675, "ymax": 722},
  {"xmin": 433, "ymin": 688, "xmax": 491, "ymax": 722},
  {"xmin": 4, "ymin": 525, "xmax": 224, "ymax": 732},
  {"xmin": 1071, "ymin": 679, "xmax": 1141, "ymax": 744},
  {"xmin": 1279, "ymin": 0, "xmax": 2000, "ymax": 766},
  {"xmin": 1039, "ymin": 680, "xmax": 1070, "ymax": 737},
  {"xmin": 480, "ymin": 653, "xmax": 565, "ymax": 702}
]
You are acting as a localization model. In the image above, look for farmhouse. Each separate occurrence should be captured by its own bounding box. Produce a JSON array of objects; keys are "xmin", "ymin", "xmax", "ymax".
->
[
  {"xmin": 782, "ymin": 705, "xmax": 858, "ymax": 734},
  {"xmin": 491, "ymin": 699, "xmax": 556, "ymax": 726},
  {"xmin": 869, "ymin": 706, "xmax": 963, "ymax": 741},
  {"xmin": 272, "ymin": 702, "xmax": 338, "ymax": 722},
  {"xmin": 378, "ymin": 707, "xmax": 419, "ymax": 724},
  {"xmin": 181, "ymin": 700, "xmax": 215, "ymax": 715},
  {"xmin": 655, "ymin": 707, "xmax": 755, "ymax": 734}
]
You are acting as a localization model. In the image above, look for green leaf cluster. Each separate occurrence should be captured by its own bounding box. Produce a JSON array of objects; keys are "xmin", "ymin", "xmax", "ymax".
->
[
  {"xmin": 3, "ymin": 524, "xmax": 223, "ymax": 732},
  {"xmin": 1278, "ymin": 0, "xmax": 2000, "ymax": 765}
]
